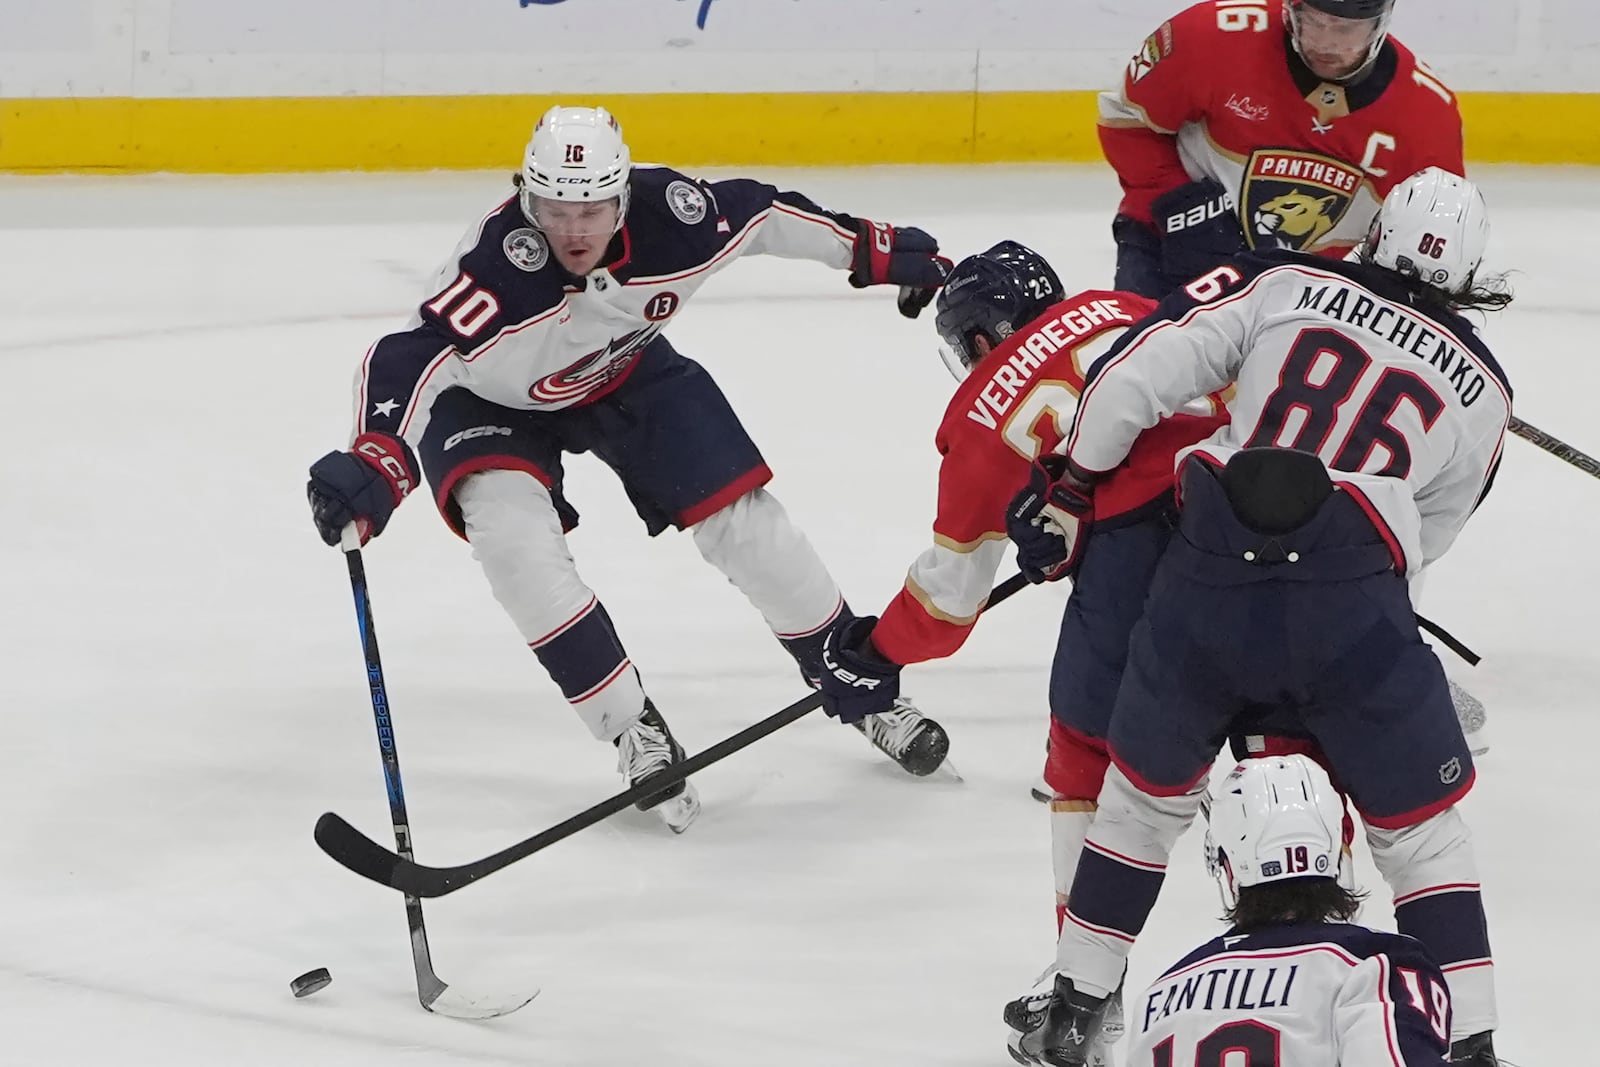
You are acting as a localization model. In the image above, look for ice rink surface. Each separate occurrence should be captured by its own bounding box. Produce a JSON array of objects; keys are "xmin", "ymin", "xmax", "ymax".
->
[{"xmin": 1, "ymin": 164, "xmax": 1594, "ymax": 1064}]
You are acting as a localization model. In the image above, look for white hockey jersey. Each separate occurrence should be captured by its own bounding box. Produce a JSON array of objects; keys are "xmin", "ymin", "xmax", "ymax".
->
[
  {"xmin": 353, "ymin": 165, "xmax": 861, "ymax": 449},
  {"xmin": 1065, "ymin": 252, "xmax": 1511, "ymax": 576},
  {"xmin": 1130, "ymin": 922, "xmax": 1453, "ymax": 1066}
]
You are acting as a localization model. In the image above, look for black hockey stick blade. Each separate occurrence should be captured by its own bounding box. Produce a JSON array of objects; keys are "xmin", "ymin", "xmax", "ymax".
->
[
  {"xmin": 315, "ymin": 571, "xmax": 1032, "ymax": 898},
  {"xmin": 316, "ymin": 811, "xmax": 407, "ymax": 886}
]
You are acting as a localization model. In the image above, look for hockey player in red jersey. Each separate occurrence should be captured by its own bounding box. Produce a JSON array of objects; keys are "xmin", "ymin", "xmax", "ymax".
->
[
  {"xmin": 1099, "ymin": 0, "xmax": 1464, "ymax": 299},
  {"xmin": 815, "ymin": 244, "xmax": 1225, "ymax": 1064},
  {"xmin": 816, "ymin": 242, "xmax": 1225, "ymax": 716}
]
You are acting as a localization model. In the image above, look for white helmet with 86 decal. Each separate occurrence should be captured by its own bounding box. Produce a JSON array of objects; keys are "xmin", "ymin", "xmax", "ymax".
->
[
  {"xmin": 1359, "ymin": 166, "xmax": 1490, "ymax": 297},
  {"xmin": 519, "ymin": 105, "xmax": 632, "ymax": 237}
]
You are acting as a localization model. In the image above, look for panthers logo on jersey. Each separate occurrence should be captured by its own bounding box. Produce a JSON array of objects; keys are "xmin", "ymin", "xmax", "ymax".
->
[
  {"xmin": 1241, "ymin": 150, "xmax": 1363, "ymax": 253},
  {"xmin": 1128, "ymin": 20, "xmax": 1175, "ymax": 83}
]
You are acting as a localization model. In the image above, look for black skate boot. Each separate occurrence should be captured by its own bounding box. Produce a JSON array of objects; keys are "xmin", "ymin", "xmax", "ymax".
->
[
  {"xmin": 1449, "ymin": 1032, "xmax": 1498, "ymax": 1066},
  {"xmin": 614, "ymin": 701, "xmax": 700, "ymax": 833},
  {"xmin": 853, "ymin": 696, "xmax": 949, "ymax": 776},
  {"xmin": 1007, "ymin": 973, "xmax": 1110, "ymax": 1067},
  {"xmin": 1006, "ymin": 969, "xmax": 1120, "ymax": 1067}
]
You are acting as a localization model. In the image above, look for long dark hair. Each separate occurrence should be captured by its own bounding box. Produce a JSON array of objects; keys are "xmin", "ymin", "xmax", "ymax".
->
[
  {"xmin": 1226, "ymin": 877, "xmax": 1367, "ymax": 929},
  {"xmin": 1410, "ymin": 269, "xmax": 1516, "ymax": 315}
]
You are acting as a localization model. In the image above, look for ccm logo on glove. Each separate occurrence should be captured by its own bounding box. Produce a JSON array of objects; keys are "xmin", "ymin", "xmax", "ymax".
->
[{"xmin": 355, "ymin": 435, "xmax": 416, "ymax": 498}]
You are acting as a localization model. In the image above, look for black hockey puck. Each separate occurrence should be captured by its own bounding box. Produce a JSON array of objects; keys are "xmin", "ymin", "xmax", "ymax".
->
[{"xmin": 290, "ymin": 967, "xmax": 333, "ymax": 998}]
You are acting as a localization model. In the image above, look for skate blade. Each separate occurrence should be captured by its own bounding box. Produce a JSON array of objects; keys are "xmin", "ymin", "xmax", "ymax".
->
[{"xmin": 658, "ymin": 784, "xmax": 702, "ymax": 834}]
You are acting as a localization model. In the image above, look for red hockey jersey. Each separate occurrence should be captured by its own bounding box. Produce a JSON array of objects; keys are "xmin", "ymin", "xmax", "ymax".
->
[
  {"xmin": 1098, "ymin": 0, "xmax": 1464, "ymax": 258},
  {"xmin": 870, "ymin": 290, "xmax": 1229, "ymax": 667}
]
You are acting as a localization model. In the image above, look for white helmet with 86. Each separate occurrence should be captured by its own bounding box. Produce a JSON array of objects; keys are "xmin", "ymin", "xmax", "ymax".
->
[
  {"xmin": 519, "ymin": 105, "xmax": 632, "ymax": 235},
  {"xmin": 1360, "ymin": 166, "xmax": 1490, "ymax": 296},
  {"xmin": 1205, "ymin": 755, "xmax": 1344, "ymax": 909}
]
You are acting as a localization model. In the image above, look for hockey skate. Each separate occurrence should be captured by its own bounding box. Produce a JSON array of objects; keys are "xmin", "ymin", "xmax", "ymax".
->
[
  {"xmin": 615, "ymin": 701, "xmax": 701, "ymax": 833},
  {"xmin": 853, "ymin": 696, "xmax": 950, "ymax": 777},
  {"xmin": 1005, "ymin": 968, "xmax": 1120, "ymax": 1067},
  {"xmin": 1449, "ymin": 678, "xmax": 1490, "ymax": 757},
  {"xmin": 1449, "ymin": 1032, "xmax": 1499, "ymax": 1066},
  {"xmin": 1006, "ymin": 972, "xmax": 1114, "ymax": 1067}
]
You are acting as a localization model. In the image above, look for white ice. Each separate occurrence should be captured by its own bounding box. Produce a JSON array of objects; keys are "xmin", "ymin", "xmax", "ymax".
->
[{"xmin": 1, "ymin": 166, "xmax": 1593, "ymax": 1065}]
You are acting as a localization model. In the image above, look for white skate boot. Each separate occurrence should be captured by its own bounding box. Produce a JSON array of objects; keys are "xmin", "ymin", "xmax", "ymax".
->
[
  {"xmin": 853, "ymin": 696, "xmax": 950, "ymax": 776},
  {"xmin": 615, "ymin": 701, "xmax": 701, "ymax": 833}
]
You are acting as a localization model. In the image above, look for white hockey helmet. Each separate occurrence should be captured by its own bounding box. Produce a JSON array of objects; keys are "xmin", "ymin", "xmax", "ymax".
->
[
  {"xmin": 1360, "ymin": 167, "xmax": 1490, "ymax": 296},
  {"xmin": 519, "ymin": 105, "xmax": 632, "ymax": 230},
  {"xmin": 1205, "ymin": 755, "xmax": 1344, "ymax": 909}
]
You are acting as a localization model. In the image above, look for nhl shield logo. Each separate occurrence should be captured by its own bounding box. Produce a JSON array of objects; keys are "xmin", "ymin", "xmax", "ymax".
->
[
  {"xmin": 1241, "ymin": 149, "xmax": 1362, "ymax": 252},
  {"xmin": 504, "ymin": 228, "xmax": 549, "ymax": 272},
  {"xmin": 1439, "ymin": 757, "xmax": 1462, "ymax": 785}
]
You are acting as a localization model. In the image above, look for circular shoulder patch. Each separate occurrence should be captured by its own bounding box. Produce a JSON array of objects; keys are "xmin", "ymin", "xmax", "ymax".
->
[
  {"xmin": 665, "ymin": 180, "xmax": 708, "ymax": 225},
  {"xmin": 503, "ymin": 228, "xmax": 549, "ymax": 272}
]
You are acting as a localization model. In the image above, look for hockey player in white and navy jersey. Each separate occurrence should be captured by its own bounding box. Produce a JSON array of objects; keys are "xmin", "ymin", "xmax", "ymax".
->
[
  {"xmin": 1009, "ymin": 169, "xmax": 1509, "ymax": 1066},
  {"xmin": 1129, "ymin": 756, "xmax": 1454, "ymax": 1066},
  {"xmin": 305, "ymin": 106, "xmax": 953, "ymax": 833}
]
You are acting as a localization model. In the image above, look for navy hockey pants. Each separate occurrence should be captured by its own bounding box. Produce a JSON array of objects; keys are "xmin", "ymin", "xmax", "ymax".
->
[
  {"xmin": 419, "ymin": 336, "xmax": 771, "ymax": 539},
  {"xmin": 1106, "ymin": 457, "xmax": 1476, "ymax": 829}
]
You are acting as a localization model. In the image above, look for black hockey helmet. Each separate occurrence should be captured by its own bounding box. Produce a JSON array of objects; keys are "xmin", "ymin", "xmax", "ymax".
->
[
  {"xmin": 1295, "ymin": 0, "xmax": 1393, "ymax": 18},
  {"xmin": 934, "ymin": 241, "xmax": 1063, "ymax": 379},
  {"xmin": 1286, "ymin": 0, "xmax": 1396, "ymax": 81}
]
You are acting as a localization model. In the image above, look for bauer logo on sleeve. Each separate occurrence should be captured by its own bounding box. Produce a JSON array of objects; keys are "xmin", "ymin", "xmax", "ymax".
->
[
  {"xmin": 1241, "ymin": 150, "xmax": 1362, "ymax": 253},
  {"xmin": 666, "ymin": 180, "xmax": 708, "ymax": 225},
  {"xmin": 504, "ymin": 228, "xmax": 550, "ymax": 272}
]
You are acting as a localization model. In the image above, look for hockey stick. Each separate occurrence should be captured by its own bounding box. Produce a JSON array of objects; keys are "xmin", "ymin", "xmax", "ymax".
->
[
  {"xmin": 1509, "ymin": 415, "xmax": 1600, "ymax": 480},
  {"xmin": 336, "ymin": 525, "xmax": 538, "ymax": 1017},
  {"xmin": 315, "ymin": 571, "xmax": 1032, "ymax": 898},
  {"xmin": 1414, "ymin": 612, "xmax": 1480, "ymax": 667}
]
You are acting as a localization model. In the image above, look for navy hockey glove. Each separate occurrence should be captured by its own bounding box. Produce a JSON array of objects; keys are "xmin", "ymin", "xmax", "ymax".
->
[
  {"xmin": 307, "ymin": 432, "xmax": 419, "ymax": 546},
  {"xmin": 1152, "ymin": 178, "xmax": 1246, "ymax": 286},
  {"xmin": 819, "ymin": 616, "xmax": 902, "ymax": 724},
  {"xmin": 848, "ymin": 219, "xmax": 953, "ymax": 319},
  {"xmin": 1005, "ymin": 457, "xmax": 1095, "ymax": 584}
]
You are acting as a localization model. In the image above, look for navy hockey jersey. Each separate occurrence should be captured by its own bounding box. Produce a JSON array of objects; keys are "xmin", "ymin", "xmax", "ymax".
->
[
  {"xmin": 352, "ymin": 165, "xmax": 863, "ymax": 447},
  {"xmin": 1130, "ymin": 922, "xmax": 1452, "ymax": 1065}
]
